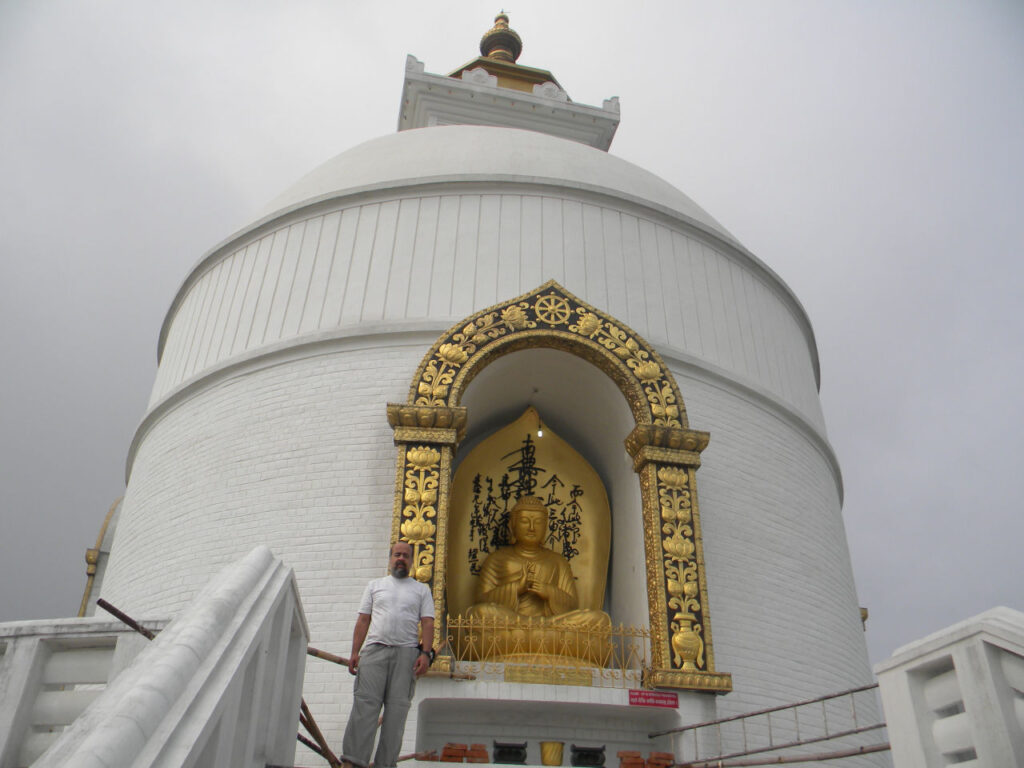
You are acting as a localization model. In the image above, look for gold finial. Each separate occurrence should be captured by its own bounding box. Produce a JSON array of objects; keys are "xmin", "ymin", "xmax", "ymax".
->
[{"xmin": 480, "ymin": 12, "xmax": 522, "ymax": 63}]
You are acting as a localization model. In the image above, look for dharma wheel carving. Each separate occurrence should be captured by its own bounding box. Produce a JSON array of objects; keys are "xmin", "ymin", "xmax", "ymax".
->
[{"xmin": 389, "ymin": 281, "xmax": 731, "ymax": 692}]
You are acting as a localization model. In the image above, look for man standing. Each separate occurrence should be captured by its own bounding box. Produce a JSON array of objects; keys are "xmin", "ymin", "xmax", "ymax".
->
[{"xmin": 341, "ymin": 541, "xmax": 435, "ymax": 768}]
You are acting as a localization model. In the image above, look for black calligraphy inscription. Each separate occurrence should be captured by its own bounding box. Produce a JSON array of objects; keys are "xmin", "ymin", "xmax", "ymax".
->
[{"xmin": 468, "ymin": 435, "xmax": 584, "ymax": 575}]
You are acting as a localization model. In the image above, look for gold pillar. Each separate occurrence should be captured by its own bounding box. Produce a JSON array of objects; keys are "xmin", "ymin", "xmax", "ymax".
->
[
  {"xmin": 626, "ymin": 425, "xmax": 732, "ymax": 692},
  {"xmin": 387, "ymin": 403, "xmax": 467, "ymax": 668}
]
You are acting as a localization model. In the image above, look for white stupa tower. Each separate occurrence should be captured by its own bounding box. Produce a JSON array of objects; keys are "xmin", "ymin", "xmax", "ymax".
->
[{"xmin": 95, "ymin": 14, "xmax": 884, "ymax": 764}]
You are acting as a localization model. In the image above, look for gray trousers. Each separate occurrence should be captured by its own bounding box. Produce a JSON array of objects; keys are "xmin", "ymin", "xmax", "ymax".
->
[{"xmin": 341, "ymin": 644, "xmax": 419, "ymax": 768}]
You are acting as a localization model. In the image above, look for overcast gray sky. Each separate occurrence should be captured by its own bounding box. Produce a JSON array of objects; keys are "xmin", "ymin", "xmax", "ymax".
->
[{"xmin": 1, "ymin": 1, "xmax": 1021, "ymax": 666}]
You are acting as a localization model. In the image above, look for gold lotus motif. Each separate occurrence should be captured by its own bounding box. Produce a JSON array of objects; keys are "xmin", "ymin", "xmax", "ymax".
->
[
  {"xmin": 664, "ymin": 535, "xmax": 695, "ymax": 561},
  {"xmin": 657, "ymin": 467, "xmax": 688, "ymax": 490},
  {"xmin": 501, "ymin": 305, "xmax": 528, "ymax": 329},
  {"xmin": 575, "ymin": 312, "xmax": 602, "ymax": 336},
  {"xmin": 401, "ymin": 517, "xmax": 436, "ymax": 542},
  {"xmin": 635, "ymin": 362, "xmax": 662, "ymax": 381},
  {"xmin": 438, "ymin": 343, "xmax": 469, "ymax": 364},
  {"xmin": 407, "ymin": 447, "xmax": 441, "ymax": 469}
]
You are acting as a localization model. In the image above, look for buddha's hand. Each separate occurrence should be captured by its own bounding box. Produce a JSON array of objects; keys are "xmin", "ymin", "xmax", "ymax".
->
[
  {"xmin": 526, "ymin": 577, "xmax": 554, "ymax": 600},
  {"xmin": 515, "ymin": 566, "xmax": 530, "ymax": 594}
]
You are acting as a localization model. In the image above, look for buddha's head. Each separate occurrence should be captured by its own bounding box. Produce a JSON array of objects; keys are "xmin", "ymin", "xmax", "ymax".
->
[{"xmin": 509, "ymin": 496, "xmax": 549, "ymax": 549}]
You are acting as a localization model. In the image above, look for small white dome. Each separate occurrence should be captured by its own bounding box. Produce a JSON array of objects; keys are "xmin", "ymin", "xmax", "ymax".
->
[{"xmin": 262, "ymin": 125, "xmax": 738, "ymax": 244}]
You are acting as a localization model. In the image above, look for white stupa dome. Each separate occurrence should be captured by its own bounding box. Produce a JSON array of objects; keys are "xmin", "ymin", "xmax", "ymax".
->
[{"xmin": 261, "ymin": 125, "xmax": 739, "ymax": 246}]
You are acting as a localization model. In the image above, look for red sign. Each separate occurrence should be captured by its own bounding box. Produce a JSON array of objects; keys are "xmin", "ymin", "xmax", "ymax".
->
[{"xmin": 629, "ymin": 689, "xmax": 679, "ymax": 708}]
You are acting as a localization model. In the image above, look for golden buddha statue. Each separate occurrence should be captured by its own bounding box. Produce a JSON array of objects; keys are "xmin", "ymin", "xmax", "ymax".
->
[{"xmin": 463, "ymin": 496, "xmax": 611, "ymax": 664}]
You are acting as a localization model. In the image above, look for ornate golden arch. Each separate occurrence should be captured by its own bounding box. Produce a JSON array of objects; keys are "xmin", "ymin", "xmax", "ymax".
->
[{"xmin": 386, "ymin": 280, "xmax": 731, "ymax": 691}]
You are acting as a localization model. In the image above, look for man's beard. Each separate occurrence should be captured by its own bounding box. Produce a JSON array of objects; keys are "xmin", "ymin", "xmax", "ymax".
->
[{"xmin": 392, "ymin": 563, "xmax": 409, "ymax": 578}]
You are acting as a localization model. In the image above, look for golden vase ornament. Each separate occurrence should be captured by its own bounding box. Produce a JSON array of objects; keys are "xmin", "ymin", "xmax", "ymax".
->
[{"xmin": 672, "ymin": 622, "xmax": 704, "ymax": 671}]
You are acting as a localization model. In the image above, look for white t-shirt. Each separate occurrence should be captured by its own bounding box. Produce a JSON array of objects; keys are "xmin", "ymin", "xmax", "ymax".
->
[{"xmin": 359, "ymin": 575, "xmax": 435, "ymax": 648}]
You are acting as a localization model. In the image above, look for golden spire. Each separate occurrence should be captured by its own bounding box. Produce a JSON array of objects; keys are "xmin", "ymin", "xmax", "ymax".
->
[
  {"xmin": 479, "ymin": 12, "xmax": 522, "ymax": 63},
  {"xmin": 447, "ymin": 12, "xmax": 564, "ymax": 97}
]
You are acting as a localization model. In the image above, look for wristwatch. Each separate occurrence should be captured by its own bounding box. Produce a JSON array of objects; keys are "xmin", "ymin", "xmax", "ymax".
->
[{"xmin": 418, "ymin": 645, "xmax": 436, "ymax": 665}]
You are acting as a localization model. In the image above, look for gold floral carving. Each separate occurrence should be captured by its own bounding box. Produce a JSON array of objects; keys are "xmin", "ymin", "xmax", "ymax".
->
[
  {"xmin": 388, "ymin": 429, "xmax": 454, "ymax": 655},
  {"xmin": 394, "ymin": 281, "xmax": 729, "ymax": 692},
  {"xmin": 414, "ymin": 303, "xmax": 536, "ymax": 405},
  {"xmin": 399, "ymin": 446, "xmax": 440, "ymax": 582},
  {"xmin": 410, "ymin": 282, "xmax": 686, "ymax": 429}
]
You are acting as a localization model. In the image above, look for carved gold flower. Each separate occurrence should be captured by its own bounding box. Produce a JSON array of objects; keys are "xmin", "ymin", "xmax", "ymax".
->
[
  {"xmin": 652, "ymin": 403, "xmax": 680, "ymax": 422},
  {"xmin": 406, "ymin": 447, "xmax": 441, "ymax": 469},
  {"xmin": 657, "ymin": 467, "xmax": 689, "ymax": 490},
  {"xmin": 575, "ymin": 312, "xmax": 601, "ymax": 337},
  {"xmin": 404, "ymin": 487, "xmax": 438, "ymax": 505},
  {"xmin": 501, "ymin": 305, "xmax": 528, "ymax": 329},
  {"xmin": 663, "ymin": 534, "xmax": 695, "ymax": 561},
  {"xmin": 415, "ymin": 565, "xmax": 433, "ymax": 582},
  {"xmin": 438, "ymin": 343, "xmax": 469, "ymax": 364},
  {"xmin": 401, "ymin": 517, "xmax": 436, "ymax": 542},
  {"xmin": 635, "ymin": 361, "xmax": 662, "ymax": 382}
]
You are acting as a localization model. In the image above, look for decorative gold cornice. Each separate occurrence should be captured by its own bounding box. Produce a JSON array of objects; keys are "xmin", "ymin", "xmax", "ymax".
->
[
  {"xmin": 625, "ymin": 424, "xmax": 710, "ymax": 455},
  {"xmin": 388, "ymin": 403, "xmax": 467, "ymax": 446},
  {"xmin": 629, "ymin": 446, "xmax": 703, "ymax": 473},
  {"xmin": 625, "ymin": 425, "xmax": 709, "ymax": 471},
  {"xmin": 644, "ymin": 668, "xmax": 732, "ymax": 693},
  {"xmin": 392, "ymin": 427, "xmax": 462, "ymax": 446}
]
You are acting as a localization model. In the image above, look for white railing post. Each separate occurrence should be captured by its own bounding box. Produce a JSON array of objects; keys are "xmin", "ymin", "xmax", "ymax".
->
[
  {"xmin": 876, "ymin": 606, "xmax": 1024, "ymax": 768},
  {"xmin": 33, "ymin": 545, "xmax": 309, "ymax": 768}
]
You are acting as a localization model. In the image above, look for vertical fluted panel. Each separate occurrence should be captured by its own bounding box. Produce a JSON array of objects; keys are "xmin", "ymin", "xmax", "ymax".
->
[{"xmin": 151, "ymin": 192, "xmax": 822, "ymax": 429}]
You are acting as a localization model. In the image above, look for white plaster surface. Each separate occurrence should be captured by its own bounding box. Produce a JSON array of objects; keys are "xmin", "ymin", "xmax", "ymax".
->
[{"xmin": 258, "ymin": 126, "xmax": 736, "ymax": 249}]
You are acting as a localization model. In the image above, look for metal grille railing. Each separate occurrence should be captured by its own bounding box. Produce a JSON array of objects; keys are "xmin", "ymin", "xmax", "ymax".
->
[
  {"xmin": 649, "ymin": 683, "xmax": 889, "ymax": 767},
  {"xmin": 444, "ymin": 614, "xmax": 651, "ymax": 688}
]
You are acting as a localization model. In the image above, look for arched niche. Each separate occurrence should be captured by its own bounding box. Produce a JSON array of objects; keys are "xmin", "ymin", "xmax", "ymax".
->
[{"xmin": 386, "ymin": 281, "xmax": 731, "ymax": 691}]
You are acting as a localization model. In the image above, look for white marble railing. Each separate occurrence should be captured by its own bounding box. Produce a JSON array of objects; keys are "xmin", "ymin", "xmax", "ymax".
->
[
  {"xmin": 0, "ymin": 616, "xmax": 166, "ymax": 767},
  {"xmin": 875, "ymin": 606, "xmax": 1024, "ymax": 768},
  {"xmin": 0, "ymin": 546, "xmax": 308, "ymax": 768}
]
